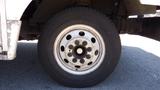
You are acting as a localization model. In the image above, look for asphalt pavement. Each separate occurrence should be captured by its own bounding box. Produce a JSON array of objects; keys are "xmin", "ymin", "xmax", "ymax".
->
[{"xmin": 0, "ymin": 35, "xmax": 160, "ymax": 90}]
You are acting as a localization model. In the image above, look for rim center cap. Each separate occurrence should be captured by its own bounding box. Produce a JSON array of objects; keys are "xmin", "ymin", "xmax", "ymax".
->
[{"xmin": 77, "ymin": 48, "xmax": 83, "ymax": 54}]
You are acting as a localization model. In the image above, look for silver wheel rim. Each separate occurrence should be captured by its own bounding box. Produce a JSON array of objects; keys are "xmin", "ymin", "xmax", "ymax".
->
[{"xmin": 54, "ymin": 24, "xmax": 106, "ymax": 75}]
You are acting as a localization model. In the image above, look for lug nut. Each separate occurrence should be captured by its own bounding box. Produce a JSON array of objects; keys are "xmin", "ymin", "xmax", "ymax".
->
[
  {"xmin": 72, "ymin": 58, "xmax": 77, "ymax": 63},
  {"xmin": 75, "ymin": 40, "xmax": 80, "ymax": 45},
  {"xmin": 82, "ymin": 41, "xmax": 87, "ymax": 46},
  {"xmin": 87, "ymin": 47, "xmax": 92, "ymax": 52},
  {"xmin": 68, "ymin": 53, "xmax": 72, "ymax": 57},
  {"xmin": 86, "ymin": 54, "xmax": 91, "ymax": 59},
  {"xmin": 68, "ymin": 45, "xmax": 74, "ymax": 49},
  {"xmin": 80, "ymin": 59, "xmax": 85, "ymax": 64}
]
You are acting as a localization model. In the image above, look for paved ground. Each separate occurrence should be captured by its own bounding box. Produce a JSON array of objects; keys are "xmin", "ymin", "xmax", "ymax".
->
[{"xmin": 0, "ymin": 35, "xmax": 160, "ymax": 90}]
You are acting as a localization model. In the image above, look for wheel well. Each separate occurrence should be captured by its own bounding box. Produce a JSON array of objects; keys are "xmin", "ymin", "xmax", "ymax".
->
[
  {"xmin": 20, "ymin": 0, "xmax": 127, "ymax": 40},
  {"xmin": 20, "ymin": 0, "xmax": 158, "ymax": 41},
  {"xmin": 21, "ymin": 0, "xmax": 126, "ymax": 24},
  {"xmin": 21, "ymin": 0, "xmax": 38, "ymax": 20}
]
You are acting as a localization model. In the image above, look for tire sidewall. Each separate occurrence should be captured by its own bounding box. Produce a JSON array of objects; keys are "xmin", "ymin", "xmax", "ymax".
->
[{"xmin": 38, "ymin": 7, "xmax": 121, "ymax": 87}]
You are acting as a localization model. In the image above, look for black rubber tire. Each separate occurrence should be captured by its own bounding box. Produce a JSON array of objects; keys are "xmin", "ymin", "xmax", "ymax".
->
[{"xmin": 38, "ymin": 7, "xmax": 121, "ymax": 88}]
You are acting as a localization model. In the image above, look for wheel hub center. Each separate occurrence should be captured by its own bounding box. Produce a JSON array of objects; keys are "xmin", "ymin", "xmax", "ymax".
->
[
  {"xmin": 74, "ymin": 46, "xmax": 86, "ymax": 58},
  {"xmin": 77, "ymin": 48, "xmax": 83, "ymax": 54}
]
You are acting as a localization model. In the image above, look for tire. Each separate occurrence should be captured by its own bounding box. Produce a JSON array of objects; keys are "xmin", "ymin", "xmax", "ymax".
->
[{"xmin": 38, "ymin": 7, "xmax": 121, "ymax": 88}]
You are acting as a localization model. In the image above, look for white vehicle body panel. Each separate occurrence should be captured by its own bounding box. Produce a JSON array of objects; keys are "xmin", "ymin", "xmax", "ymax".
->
[
  {"xmin": 140, "ymin": 0, "xmax": 160, "ymax": 6},
  {"xmin": 0, "ymin": 0, "xmax": 31, "ymax": 60},
  {"xmin": 6, "ymin": 0, "xmax": 32, "ymax": 20}
]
